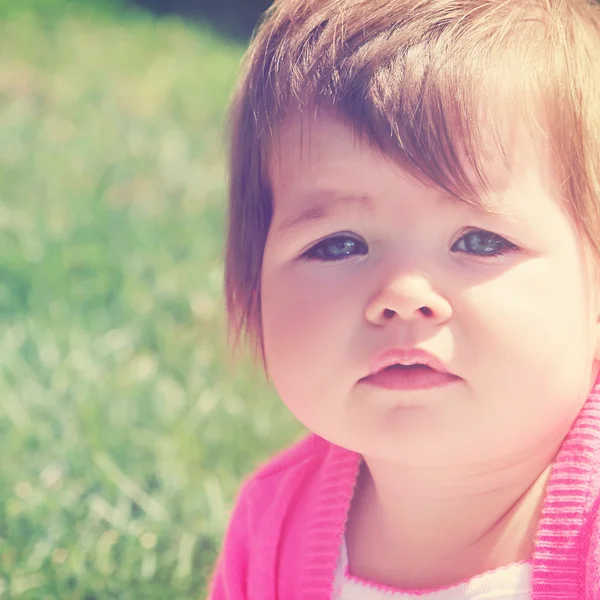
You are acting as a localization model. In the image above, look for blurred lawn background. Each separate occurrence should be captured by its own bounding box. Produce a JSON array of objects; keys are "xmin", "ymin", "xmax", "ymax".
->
[{"xmin": 0, "ymin": 0, "xmax": 303, "ymax": 597}]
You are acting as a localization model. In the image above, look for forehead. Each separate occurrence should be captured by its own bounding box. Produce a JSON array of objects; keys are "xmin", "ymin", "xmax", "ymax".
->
[
  {"xmin": 268, "ymin": 110, "xmax": 556, "ymax": 211},
  {"xmin": 270, "ymin": 112, "xmax": 395, "ymax": 193}
]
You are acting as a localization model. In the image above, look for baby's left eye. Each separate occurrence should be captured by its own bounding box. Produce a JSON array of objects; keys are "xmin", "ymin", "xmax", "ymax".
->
[{"xmin": 451, "ymin": 230, "xmax": 517, "ymax": 257}]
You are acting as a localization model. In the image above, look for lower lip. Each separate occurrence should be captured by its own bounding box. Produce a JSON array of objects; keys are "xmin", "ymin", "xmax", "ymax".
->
[{"xmin": 360, "ymin": 366, "xmax": 460, "ymax": 391}]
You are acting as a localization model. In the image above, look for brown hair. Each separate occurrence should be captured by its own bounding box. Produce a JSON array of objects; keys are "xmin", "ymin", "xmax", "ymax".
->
[{"xmin": 224, "ymin": 0, "xmax": 600, "ymax": 365}]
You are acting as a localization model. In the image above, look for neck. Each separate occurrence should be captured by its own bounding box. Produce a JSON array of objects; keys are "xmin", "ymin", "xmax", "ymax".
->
[{"xmin": 346, "ymin": 448, "xmax": 558, "ymax": 589}]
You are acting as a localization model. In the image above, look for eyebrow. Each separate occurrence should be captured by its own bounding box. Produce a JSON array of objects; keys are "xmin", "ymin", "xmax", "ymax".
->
[{"xmin": 275, "ymin": 191, "xmax": 375, "ymax": 234}]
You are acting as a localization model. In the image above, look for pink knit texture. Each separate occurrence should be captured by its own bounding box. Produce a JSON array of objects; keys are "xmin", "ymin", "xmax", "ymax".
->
[{"xmin": 208, "ymin": 377, "xmax": 600, "ymax": 600}]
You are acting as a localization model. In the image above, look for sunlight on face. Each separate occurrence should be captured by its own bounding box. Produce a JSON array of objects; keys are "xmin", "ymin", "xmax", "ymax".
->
[{"xmin": 260, "ymin": 112, "xmax": 600, "ymax": 470}]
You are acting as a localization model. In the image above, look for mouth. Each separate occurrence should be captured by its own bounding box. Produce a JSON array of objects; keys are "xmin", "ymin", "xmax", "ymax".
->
[
  {"xmin": 359, "ymin": 362, "xmax": 436, "ymax": 381},
  {"xmin": 360, "ymin": 362, "xmax": 459, "ymax": 391},
  {"xmin": 360, "ymin": 348, "xmax": 459, "ymax": 391},
  {"xmin": 366, "ymin": 349, "xmax": 452, "ymax": 376}
]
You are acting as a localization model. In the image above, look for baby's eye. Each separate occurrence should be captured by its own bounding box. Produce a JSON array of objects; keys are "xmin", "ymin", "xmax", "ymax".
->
[
  {"xmin": 303, "ymin": 235, "xmax": 368, "ymax": 261},
  {"xmin": 451, "ymin": 229, "xmax": 517, "ymax": 257}
]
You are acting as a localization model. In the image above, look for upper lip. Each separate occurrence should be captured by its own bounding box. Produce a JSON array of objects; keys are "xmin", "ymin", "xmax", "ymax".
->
[{"xmin": 364, "ymin": 348, "xmax": 453, "ymax": 378}]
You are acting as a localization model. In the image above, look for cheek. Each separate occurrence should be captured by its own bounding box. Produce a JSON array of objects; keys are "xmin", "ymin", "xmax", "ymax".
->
[
  {"xmin": 262, "ymin": 270, "xmax": 329, "ymax": 350},
  {"xmin": 461, "ymin": 252, "xmax": 596, "ymax": 386},
  {"xmin": 260, "ymin": 266, "xmax": 363, "ymax": 387}
]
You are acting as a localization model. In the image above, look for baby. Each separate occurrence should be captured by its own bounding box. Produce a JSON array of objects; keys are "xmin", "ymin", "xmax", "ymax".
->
[{"xmin": 209, "ymin": 0, "xmax": 600, "ymax": 598}]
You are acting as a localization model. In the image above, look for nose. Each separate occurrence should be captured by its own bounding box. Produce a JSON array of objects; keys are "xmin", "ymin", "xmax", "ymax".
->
[{"xmin": 365, "ymin": 272, "xmax": 452, "ymax": 326}]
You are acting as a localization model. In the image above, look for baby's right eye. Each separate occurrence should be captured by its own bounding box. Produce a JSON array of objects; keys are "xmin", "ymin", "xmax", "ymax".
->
[{"xmin": 303, "ymin": 235, "xmax": 368, "ymax": 261}]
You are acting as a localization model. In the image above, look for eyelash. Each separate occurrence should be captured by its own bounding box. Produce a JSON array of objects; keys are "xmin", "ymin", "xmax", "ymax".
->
[{"xmin": 302, "ymin": 230, "xmax": 518, "ymax": 262}]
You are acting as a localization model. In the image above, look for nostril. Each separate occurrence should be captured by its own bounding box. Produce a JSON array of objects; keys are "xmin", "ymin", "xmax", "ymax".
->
[
  {"xmin": 420, "ymin": 306, "xmax": 433, "ymax": 317},
  {"xmin": 383, "ymin": 308, "xmax": 396, "ymax": 319}
]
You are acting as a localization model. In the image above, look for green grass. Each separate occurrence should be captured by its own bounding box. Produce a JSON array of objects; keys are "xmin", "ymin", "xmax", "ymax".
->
[{"xmin": 0, "ymin": 2, "xmax": 303, "ymax": 597}]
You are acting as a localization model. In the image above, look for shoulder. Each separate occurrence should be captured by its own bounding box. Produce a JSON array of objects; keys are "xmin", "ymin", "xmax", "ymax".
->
[
  {"xmin": 232, "ymin": 433, "xmax": 355, "ymax": 524},
  {"xmin": 209, "ymin": 435, "xmax": 359, "ymax": 597}
]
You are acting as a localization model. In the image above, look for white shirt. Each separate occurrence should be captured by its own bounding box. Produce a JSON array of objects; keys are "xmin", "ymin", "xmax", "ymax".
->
[{"xmin": 332, "ymin": 539, "xmax": 532, "ymax": 600}]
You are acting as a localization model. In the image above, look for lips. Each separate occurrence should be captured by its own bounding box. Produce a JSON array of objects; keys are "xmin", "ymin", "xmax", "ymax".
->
[
  {"xmin": 359, "ymin": 348, "xmax": 460, "ymax": 391},
  {"xmin": 365, "ymin": 348, "xmax": 452, "ymax": 378}
]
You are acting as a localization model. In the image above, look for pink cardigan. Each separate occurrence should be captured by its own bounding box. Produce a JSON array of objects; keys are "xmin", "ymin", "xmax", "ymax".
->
[{"xmin": 208, "ymin": 379, "xmax": 600, "ymax": 599}]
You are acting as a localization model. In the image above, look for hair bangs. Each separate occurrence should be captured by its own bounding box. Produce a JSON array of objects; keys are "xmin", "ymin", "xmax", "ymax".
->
[{"xmin": 252, "ymin": 2, "xmax": 558, "ymax": 212}]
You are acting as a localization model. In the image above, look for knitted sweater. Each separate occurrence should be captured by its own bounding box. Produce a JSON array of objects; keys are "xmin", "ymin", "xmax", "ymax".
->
[{"xmin": 208, "ymin": 380, "xmax": 600, "ymax": 600}]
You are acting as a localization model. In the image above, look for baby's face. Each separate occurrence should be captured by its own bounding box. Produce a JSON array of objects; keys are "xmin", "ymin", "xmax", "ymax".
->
[{"xmin": 260, "ymin": 111, "xmax": 600, "ymax": 468}]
